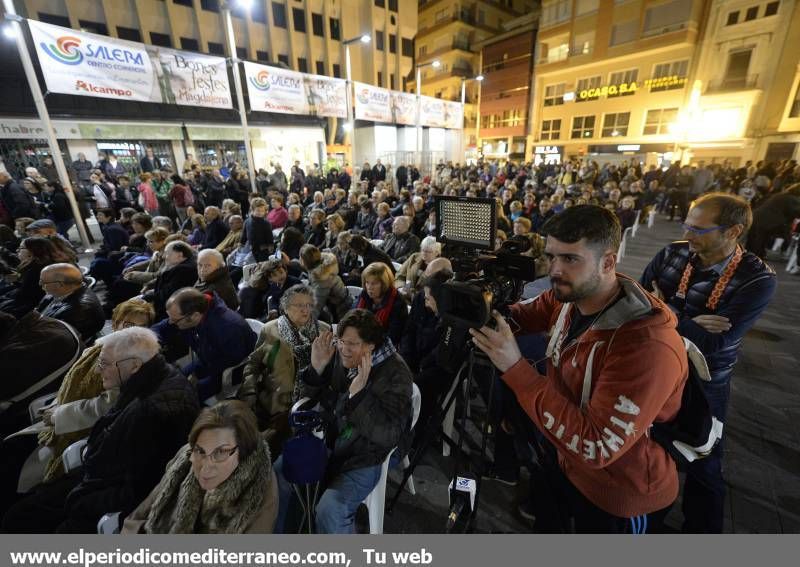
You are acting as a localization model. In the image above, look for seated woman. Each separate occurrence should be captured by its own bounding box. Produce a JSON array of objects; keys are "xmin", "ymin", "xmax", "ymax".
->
[
  {"xmin": 0, "ymin": 236, "xmax": 59, "ymax": 318},
  {"xmin": 122, "ymin": 400, "xmax": 278, "ymax": 534},
  {"xmin": 355, "ymin": 262, "xmax": 408, "ymax": 346},
  {"xmin": 240, "ymin": 284, "xmax": 330, "ymax": 453},
  {"xmin": 142, "ymin": 240, "xmax": 197, "ymax": 320},
  {"xmin": 0, "ymin": 299, "xmax": 155, "ymax": 517},
  {"xmin": 330, "ymin": 231, "xmax": 359, "ymax": 278},
  {"xmin": 300, "ymin": 244, "xmax": 350, "ymax": 322},
  {"xmin": 395, "ymin": 236, "xmax": 441, "ymax": 301},
  {"xmin": 238, "ymin": 257, "xmax": 301, "ymax": 320},
  {"xmin": 186, "ymin": 214, "xmax": 207, "ymax": 247}
]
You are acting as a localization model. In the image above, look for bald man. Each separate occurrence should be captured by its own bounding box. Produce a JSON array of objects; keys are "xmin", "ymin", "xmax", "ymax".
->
[
  {"xmin": 381, "ymin": 215, "xmax": 420, "ymax": 263},
  {"xmin": 195, "ymin": 249, "xmax": 238, "ymax": 310},
  {"xmin": 38, "ymin": 263, "xmax": 105, "ymax": 342}
]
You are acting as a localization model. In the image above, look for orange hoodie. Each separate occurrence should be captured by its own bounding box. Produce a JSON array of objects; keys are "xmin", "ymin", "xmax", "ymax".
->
[{"xmin": 504, "ymin": 275, "xmax": 688, "ymax": 518}]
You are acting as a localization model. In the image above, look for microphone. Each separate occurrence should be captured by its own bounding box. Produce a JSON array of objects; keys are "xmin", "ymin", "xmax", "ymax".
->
[{"xmin": 447, "ymin": 473, "xmax": 477, "ymax": 531}]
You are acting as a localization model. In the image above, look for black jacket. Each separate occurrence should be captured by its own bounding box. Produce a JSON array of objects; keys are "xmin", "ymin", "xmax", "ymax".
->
[
  {"xmin": 48, "ymin": 191, "xmax": 73, "ymax": 222},
  {"xmin": 194, "ymin": 267, "xmax": 239, "ymax": 311},
  {"xmin": 65, "ymin": 355, "xmax": 200, "ymax": 527},
  {"xmin": 1, "ymin": 179, "xmax": 39, "ymax": 219},
  {"xmin": 241, "ymin": 216, "xmax": 274, "ymax": 262},
  {"xmin": 304, "ymin": 224, "xmax": 327, "ymax": 248},
  {"xmin": 300, "ymin": 348, "xmax": 412, "ymax": 474},
  {"xmin": 641, "ymin": 242, "xmax": 776, "ymax": 384},
  {"xmin": 381, "ymin": 232, "xmax": 420, "ymax": 263},
  {"xmin": 37, "ymin": 285, "xmax": 105, "ymax": 343},
  {"xmin": 0, "ymin": 261, "xmax": 47, "ymax": 318},
  {"xmin": 99, "ymin": 222, "xmax": 130, "ymax": 255},
  {"xmin": 139, "ymin": 156, "xmax": 162, "ymax": 173},
  {"xmin": 361, "ymin": 244, "xmax": 396, "ymax": 275},
  {"xmin": 148, "ymin": 259, "xmax": 198, "ymax": 319},
  {"xmin": 204, "ymin": 218, "xmax": 229, "ymax": 250}
]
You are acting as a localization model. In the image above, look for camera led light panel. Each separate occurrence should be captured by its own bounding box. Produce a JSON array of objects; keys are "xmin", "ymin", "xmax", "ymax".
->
[{"xmin": 437, "ymin": 197, "xmax": 494, "ymax": 250}]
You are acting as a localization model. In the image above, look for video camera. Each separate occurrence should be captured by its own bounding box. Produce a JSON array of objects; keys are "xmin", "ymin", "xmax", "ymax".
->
[{"xmin": 433, "ymin": 196, "xmax": 537, "ymax": 330}]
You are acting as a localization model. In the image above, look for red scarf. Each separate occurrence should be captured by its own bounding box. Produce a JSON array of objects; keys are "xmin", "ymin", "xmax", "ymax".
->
[{"xmin": 357, "ymin": 286, "xmax": 398, "ymax": 328}]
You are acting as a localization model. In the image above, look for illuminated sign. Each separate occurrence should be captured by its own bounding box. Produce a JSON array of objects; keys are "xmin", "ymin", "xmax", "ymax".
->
[
  {"xmin": 644, "ymin": 75, "xmax": 688, "ymax": 89},
  {"xmin": 617, "ymin": 144, "xmax": 641, "ymax": 151},
  {"xmin": 563, "ymin": 91, "xmax": 576, "ymax": 101},
  {"xmin": 579, "ymin": 82, "xmax": 637, "ymax": 99},
  {"xmin": 535, "ymin": 145, "xmax": 561, "ymax": 154}
]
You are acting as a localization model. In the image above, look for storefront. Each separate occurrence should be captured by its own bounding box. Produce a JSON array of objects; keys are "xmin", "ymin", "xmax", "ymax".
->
[
  {"xmin": 0, "ymin": 117, "xmax": 75, "ymax": 179},
  {"xmin": 95, "ymin": 141, "xmax": 176, "ymax": 177},
  {"xmin": 585, "ymin": 143, "xmax": 675, "ymax": 168}
]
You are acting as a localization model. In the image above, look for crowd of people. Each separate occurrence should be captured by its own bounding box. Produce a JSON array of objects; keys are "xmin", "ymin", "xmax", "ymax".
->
[{"xmin": 0, "ymin": 148, "xmax": 794, "ymax": 534}]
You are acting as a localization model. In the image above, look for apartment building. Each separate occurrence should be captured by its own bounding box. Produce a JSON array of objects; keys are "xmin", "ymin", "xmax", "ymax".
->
[{"xmin": 1, "ymin": 0, "xmax": 416, "ymax": 175}]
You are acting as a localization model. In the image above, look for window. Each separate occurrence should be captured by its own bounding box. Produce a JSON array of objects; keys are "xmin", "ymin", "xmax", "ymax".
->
[
  {"xmin": 745, "ymin": 6, "xmax": 759, "ymax": 20},
  {"xmin": 576, "ymin": 75, "xmax": 602, "ymax": 100},
  {"xmin": 571, "ymin": 115, "xmax": 595, "ymax": 138},
  {"xmin": 200, "ymin": 0, "xmax": 220, "ymax": 12},
  {"xmin": 117, "ymin": 26, "xmax": 142, "ymax": 42},
  {"xmin": 374, "ymin": 0, "xmax": 385, "ymax": 7},
  {"xmin": 650, "ymin": 60, "xmax": 688, "ymax": 91},
  {"xmin": 571, "ymin": 31, "xmax": 594, "ymax": 55},
  {"xmin": 602, "ymin": 112, "xmax": 630, "ymax": 137},
  {"xmin": 173, "ymin": 0, "xmax": 192, "ymax": 6},
  {"xmin": 723, "ymin": 48, "xmax": 753, "ymax": 88},
  {"xmin": 541, "ymin": 119, "xmax": 561, "ymax": 140},
  {"xmin": 389, "ymin": 34, "xmax": 397, "ymax": 54},
  {"xmin": 419, "ymin": 45, "xmax": 427, "ymax": 57},
  {"xmin": 576, "ymin": 0, "xmax": 599, "ymax": 16},
  {"xmin": 38, "ymin": 13, "xmax": 70, "ymax": 27},
  {"xmin": 329, "ymin": 18, "xmax": 340, "ymax": 40},
  {"xmin": 402, "ymin": 77, "xmax": 408, "ymax": 91},
  {"xmin": 790, "ymin": 83, "xmax": 800, "ymax": 118},
  {"xmin": 608, "ymin": 69, "xmax": 638, "ymax": 97},
  {"xmin": 610, "ymin": 19, "xmax": 638, "ymax": 45},
  {"xmin": 643, "ymin": 108, "xmax": 678, "ymax": 135},
  {"xmin": 541, "ymin": 0, "xmax": 572, "ymax": 27},
  {"xmin": 79, "ymin": 20, "xmax": 108, "ymax": 35},
  {"xmin": 150, "ymin": 32, "xmax": 172, "ymax": 47},
  {"xmin": 332, "ymin": 63, "xmax": 341, "ymax": 78},
  {"xmin": 376, "ymin": 31, "xmax": 384, "ymax": 51},
  {"xmin": 315, "ymin": 60, "xmax": 325, "ymax": 75},
  {"xmin": 402, "ymin": 37, "xmax": 413, "ymax": 57},
  {"xmin": 390, "ymin": 74, "xmax": 395, "ymax": 89},
  {"xmin": 726, "ymin": 11, "xmax": 739, "ymax": 25},
  {"xmin": 180, "ymin": 37, "xmax": 199, "ymax": 51},
  {"xmin": 377, "ymin": 71, "xmax": 383, "ymax": 87},
  {"xmin": 389, "ymin": 0, "xmax": 398, "ymax": 11},
  {"xmin": 272, "ymin": 3, "xmax": 287, "ymax": 28},
  {"xmin": 543, "ymin": 83, "xmax": 566, "ymax": 106},
  {"xmin": 257, "ymin": 50, "xmax": 269, "ymax": 62},
  {"xmin": 278, "ymin": 53, "xmax": 289, "ymax": 66},
  {"xmin": 236, "ymin": 47, "xmax": 247, "ymax": 59},
  {"xmin": 312, "ymin": 13, "xmax": 324, "ymax": 36},
  {"xmin": 293, "ymin": 8, "xmax": 306, "ymax": 32},
  {"xmin": 297, "ymin": 57, "xmax": 308, "ymax": 72},
  {"xmin": 643, "ymin": 0, "xmax": 692, "ymax": 36},
  {"xmin": 764, "ymin": 1, "xmax": 780, "ymax": 16},
  {"xmin": 208, "ymin": 42, "xmax": 225, "ymax": 55}
]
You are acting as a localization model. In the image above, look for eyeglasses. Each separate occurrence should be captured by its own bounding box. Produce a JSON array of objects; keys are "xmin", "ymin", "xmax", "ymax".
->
[
  {"xmin": 334, "ymin": 338, "xmax": 364, "ymax": 349},
  {"xmin": 118, "ymin": 320, "xmax": 143, "ymax": 329},
  {"xmin": 96, "ymin": 356, "xmax": 138, "ymax": 371},
  {"xmin": 169, "ymin": 313, "xmax": 192, "ymax": 325},
  {"xmin": 39, "ymin": 280, "xmax": 66, "ymax": 286},
  {"xmin": 288, "ymin": 302, "xmax": 314, "ymax": 310},
  {"xmin": 681, "ymin": 223, "xmax": 729, "ymax": 235},
  {"xmin": 190, "ymin": 445, "xmax": 238, "ymax": 463}
]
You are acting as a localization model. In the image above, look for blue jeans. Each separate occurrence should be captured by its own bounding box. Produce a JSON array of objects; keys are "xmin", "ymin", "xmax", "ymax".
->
[
  {"xmin": 273, "ymin": 455, "xmax": 382, "ymax": 534},
  {"xmin": 682, "ymin": 380, "xmax": 730, "ymax": 533}
]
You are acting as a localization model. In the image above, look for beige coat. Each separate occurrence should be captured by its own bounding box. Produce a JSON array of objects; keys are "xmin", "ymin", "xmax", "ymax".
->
[{"xmin": 395, "ymin": 251, "xmax": 426, "ymax": 291}]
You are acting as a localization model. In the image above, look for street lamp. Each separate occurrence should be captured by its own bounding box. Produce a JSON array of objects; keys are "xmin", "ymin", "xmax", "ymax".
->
[
  {"xmin": 344, "ymin": 34, "xmax": 371, "ymax": 169},
  {"xmin": 222, "ymin": 0, "xmax": 257, "ymax": 194},
  {"xmin": 415, "ymin": 59, "xmax": 441, "ymax": 167},
  {"xmin": 460, "ymin": 75, "xmax": 484, "ymax": 161}
]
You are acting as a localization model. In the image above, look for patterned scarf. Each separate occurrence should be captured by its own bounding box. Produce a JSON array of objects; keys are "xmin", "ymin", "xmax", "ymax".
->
[
  {"xmin": 276, "ymin": 315, "xmax": 321, "ymax": 372},
  {"xmin": 676, "ymin": 245, "xmax": 743, "ymax": 311},
  {"xmin": 144, "ymin": 441, "xmax": 271, "ymax": 534},
  {"xmin": 345, "ymin": 338, "xmax": 397, "ymax": 381}
]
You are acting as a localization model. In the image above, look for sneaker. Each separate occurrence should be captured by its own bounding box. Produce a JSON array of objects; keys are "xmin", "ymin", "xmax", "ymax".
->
[
  {"xmin": 481, "ymin": 467, "xmax": 519, "ymax": 486},
  {"xmin": 518, "ymin": 501, "xmax": 536, "ymax": 522}
]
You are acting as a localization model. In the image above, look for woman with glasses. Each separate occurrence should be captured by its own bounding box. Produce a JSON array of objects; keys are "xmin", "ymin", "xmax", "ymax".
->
[
  {"xmin": 123, "ymin": 400, "xmax": 277, "ymax": 533},
  {"xmin": 240, "ymin": 284, "xmax": 329, "ymax": 454},
  {"xmin": 0, "ymin": 299, "xmax": 155, "ymax": 517}
]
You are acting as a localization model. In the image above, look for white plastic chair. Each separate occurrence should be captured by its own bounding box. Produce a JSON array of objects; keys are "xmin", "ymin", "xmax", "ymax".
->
[
  {"xmin": 203, "ymin": 357, "xmax": 250, "ymax": 406},
  {"xmin": 617, "ymin": 227, "xmax": 632, "ymax": 261},
  {"xmin": 631, "ymin": 210, "xmax": 641, "ymax": 238},
  {"xmin": 85, "ymin": 276, "xmax": 97, "ymax": 289},
  {"xmin": 246, "ymin": 318, "xmax": 265, "ymax": 335},
  {"xmin": 647, "ymin": 209, "xmax": 656, "ymax": 228},
  {"xmin": 362, "ymin": 383, "xmax": 420, "ymax": 534},
  {"xmin": 346, "ymin": 285, "xmax": 362, "ymax": 306},
  {"xmin": 370, "ymin": 239, "xmax": 384, "ymax": 248},
  {"xmin": 79, "ymin": 265, "xmax": 89, "ymax": 276},
  {"xmin": 241, "ymin": 263, "xmax": 258, "ymax": 284},
  {"xmin": 62, "ymin": 438, "xmax": 89, "ymax": 473},
  {"xmin": 272, "ymin": 228, "xmax": 284, "ymax": 241},
  {"xmin": 391, "ymin": 261, "xmax": 402, "ymax": 272},
  {"xmin": 786, "ymin": 236, "xmax": 798, "ymax": 272},
  {"xmin": 28, "ymin": 392, "xmax": 58, "ymax": 422},
  {"xmin": 97, "ymin": 512, "xmax": 121, "ymax": 534}
]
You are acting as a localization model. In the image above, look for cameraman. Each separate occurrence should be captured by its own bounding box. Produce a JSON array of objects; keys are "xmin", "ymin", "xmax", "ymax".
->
[{"xmin": 470, "ymin": 205, "xmax": 688, "ymax": 533}]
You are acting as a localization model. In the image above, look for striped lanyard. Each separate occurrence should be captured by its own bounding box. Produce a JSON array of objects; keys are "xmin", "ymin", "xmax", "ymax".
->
[{"xmin": 676, "ymin": 246, "xmax": 743, "ymax": 311}]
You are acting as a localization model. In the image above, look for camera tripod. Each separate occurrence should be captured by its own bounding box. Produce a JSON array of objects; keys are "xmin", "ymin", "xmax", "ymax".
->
[{"xmin": 387, "ymin": 345, "xmax": 498, "ymax": 533}]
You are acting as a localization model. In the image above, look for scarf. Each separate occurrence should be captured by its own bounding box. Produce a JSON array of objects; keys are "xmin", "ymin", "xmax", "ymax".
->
[
  {"xmin": 357, "ymin": 286, "xmax": 398, "ymax": 328},
  {"xmin": 38, "ymin": 345, "xmax": 106, "ymax": 482},
  {"xmin": 144, "ymin": 440, "xmax": 271, "ymax": 534},
  {"xmin": 276, "ymin": 315, "xmax": 321, "ymax": 372},
  {"xmin": 676, "ymin": 245, "xmax": 744, "ymax": 311}
]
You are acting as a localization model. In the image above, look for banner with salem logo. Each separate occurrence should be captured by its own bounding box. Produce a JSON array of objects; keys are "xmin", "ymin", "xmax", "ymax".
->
[
  {"xmin": 353, "ymin": 82, "xmax": 392, "ymax": 123},
  {"xmin": 28, "ymin": 20, "xmax": 231, "ymax": 108},
  {"xmin": 244, "ymin": 62, "xmax": 309, "ymax": 115},
  {"xmin": 305, "ymin": 74, "xmax": 348, "ymax": 118},
  {"xmin": 390, "ymin": 91, "xmax": 417, "ymax": 126}
]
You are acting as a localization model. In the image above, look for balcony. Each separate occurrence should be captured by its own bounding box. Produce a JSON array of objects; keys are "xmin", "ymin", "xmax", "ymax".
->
[
  {"xmin": 568, "ymin": 46, "xmax": 593, "ymax": 57},
  {"xmin": 705, "ymin": 74, "xmax": 760, "ymax": 94},
  {"xmin": 641, "ymin": 21, "xmax": 687, "ymax": 38}
]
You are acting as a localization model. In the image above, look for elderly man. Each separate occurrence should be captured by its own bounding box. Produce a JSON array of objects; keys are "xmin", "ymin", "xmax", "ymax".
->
[
  {"xmin": 203, "ymin": 206, "xmax": 229, "ymax": 250},
  {"xmin": 195, "ymin": 249, "xmax": 238, "ymax": 310},
  {"xmin": 152, "ymin": 288, "xmax": 256, "ymax": 401},
  {"xmin": 215, "ymin": 214, "xmax": 243, "ymax": 257},
  {"xmin": 37, "ymin": 263, "xmax": 104, "ymax": 343},
  {"xmin": 381, "ymin": 216, "xmax": 420, "ymax": 263},
  {"xmin": 1, "ymin": 171, "xmax": 39, "ymax": 220},
  {"xmin": 1, "ymin": 327, "xmax": 199, "ymax": 533}
]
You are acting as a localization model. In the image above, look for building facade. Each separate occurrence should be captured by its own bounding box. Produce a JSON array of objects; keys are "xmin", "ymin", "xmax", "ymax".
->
[
  {"xmin": 529, "ymin": 0, "xmax": 800, "ymax": 168},
  {"xmin": 1, "ymin": 0, "xmax": 417, "ymax": 176},
  {"xmin": 476, "ymin": 12, "xmax": 537, "ymax": 162}
]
